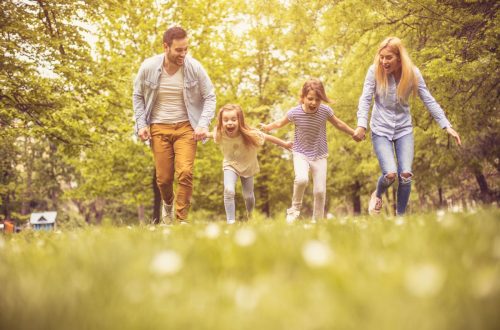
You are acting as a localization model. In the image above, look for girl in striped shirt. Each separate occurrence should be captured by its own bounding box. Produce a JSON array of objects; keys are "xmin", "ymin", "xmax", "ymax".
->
[{"xmin": 261, "ymin": 79, "xmax": 357, "ymax": 223}]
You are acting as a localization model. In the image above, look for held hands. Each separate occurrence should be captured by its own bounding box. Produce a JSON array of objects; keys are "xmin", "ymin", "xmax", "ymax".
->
[
  {"xmin": 352, "ymin": 126, "xmax": 366, "ymax": 142},
  {"xmin": 193, "ymin": 127, "xmax": 208, "ymax": 141},
  {"xmin": 284, "ymin": 141, "xmax": 293, "ymax": 150},
  {"xmin": 446, "ymin": 127, "xmax": 462, "ymax": 146},
  {"xmin": 259, "ymin": 123, "xmax": 272, "ymax": 132},
  {"xmin": 138, "ymin": 127, "xmax": 151, "ymax": 141}
]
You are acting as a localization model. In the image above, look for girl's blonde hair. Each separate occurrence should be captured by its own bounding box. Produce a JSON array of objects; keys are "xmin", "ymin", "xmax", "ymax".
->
[
  {"xmin": 215, "ymin": 104, "xmax": 261, "ymax": 147},
  {"xmin": 373, "ymin": 37, "xmax": 418, "ymax": 104},
  {"xmin": 300, "ymin": 78, "xmax": 333, "ymax": 103}
]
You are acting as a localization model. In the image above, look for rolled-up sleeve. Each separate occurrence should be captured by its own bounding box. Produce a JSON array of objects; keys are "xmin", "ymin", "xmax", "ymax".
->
[
  {"xmin": 133, "ymin": 66, "xmax": 147, "ymax": 134},
  {"xmin": 196, "ymin": 65, "xmax": 216, "ymax": 129},
  {"xmin": 357, "ymin": 65, "xmax": 376, "ymax": 128},
  {"xmin": 415, "ymin": 67, "xmax": 451, "ymax": 129}
]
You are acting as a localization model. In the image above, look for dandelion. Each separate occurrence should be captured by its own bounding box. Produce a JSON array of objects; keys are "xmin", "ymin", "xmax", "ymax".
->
[
  {"xmin": 302, "ymin": 240, "xmax": 333, "ymax": 268},
  {"xmin": 395, "ymin": 216, "xmax": 405, "ymax": 226},
  {"xmin": 204, "ymin": 223, "xmax": 220, "ymax": 239},
  {"xmin": 436, "ymin": 209, "xmax": 445, "ymax": 222},
  {"xmin": 150, "ymin": 250, "xmax": 183, "ymax": 275},
  {"xmin": 234, "ymin": 228, "xmax": 256, "ymax": 247},
  {"xmin": 405, "ymin": 263, "xmax": 444, "ymax": 297},
  {"xmin": 235, "ymin": 285, "xmax": 260, "ymax": 310}
]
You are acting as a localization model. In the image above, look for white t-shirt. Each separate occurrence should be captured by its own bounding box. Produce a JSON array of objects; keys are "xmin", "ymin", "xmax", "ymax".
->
[{"xmin": 150, "ymin": 68, "xmax": 189, "ymax": 123}]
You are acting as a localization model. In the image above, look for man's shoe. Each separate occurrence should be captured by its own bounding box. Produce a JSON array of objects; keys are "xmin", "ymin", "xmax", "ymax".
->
[
  {"xmin": 368, "ymin": 191, "xmax": 383, "ymax": 215},
  {"xmin": 162, "ymin": 202, "xmax": 174, "ymax": 224}
]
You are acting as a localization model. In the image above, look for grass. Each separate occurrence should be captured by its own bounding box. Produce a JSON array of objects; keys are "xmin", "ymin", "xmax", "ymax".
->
[{"xmin": 1, "ymin": 209, "xmax": 499, "ymax": 330}]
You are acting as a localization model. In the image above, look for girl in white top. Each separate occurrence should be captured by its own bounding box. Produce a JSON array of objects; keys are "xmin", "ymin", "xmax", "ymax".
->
[
  {"xmin": 261, "ymin": 79, "xmax": 356, "ymax": 223},
  {"xmin": 208, "ymin": 104, "xmax": 292, "ymax": 224}
]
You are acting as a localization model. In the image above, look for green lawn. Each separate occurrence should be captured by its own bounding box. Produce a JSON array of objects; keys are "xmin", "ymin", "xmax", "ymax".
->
[{"xmin": 1, "ymin": 209, "xmax": 499, "ymax": 330}]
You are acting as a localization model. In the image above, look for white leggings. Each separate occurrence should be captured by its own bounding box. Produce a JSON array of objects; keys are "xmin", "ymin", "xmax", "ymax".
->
[{"xmin": 290, "ymin": 153, "xmax": 327, "ymax": 220}]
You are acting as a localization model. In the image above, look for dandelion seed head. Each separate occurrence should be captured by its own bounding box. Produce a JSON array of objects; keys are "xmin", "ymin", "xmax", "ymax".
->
[
  {"xmin": 234, "ymin": 228, "xmax": 256, "ymax": 247},
  {"xmin": 302, "ymin": 240, "xmax": 333, "ymax": 268},
  {"xmin": 205, "ymin": 223, "xmax": 220, "ymax": 239},
  {"xmin": 150, "ymin": 250, "xmax": 183, "ymax": 275},
  {"xmin": 235, "ymin": 285, "xmax": 260, "ymax": 310},
  {"xmin": 405, "ymin": 263, "xmax": 444, "ymax": 297}
]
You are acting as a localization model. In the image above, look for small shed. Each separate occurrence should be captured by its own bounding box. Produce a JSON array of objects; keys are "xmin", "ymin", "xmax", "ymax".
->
[{"xmin": 30, "ymin": 212, "xmax": 57, "ymax": 231}]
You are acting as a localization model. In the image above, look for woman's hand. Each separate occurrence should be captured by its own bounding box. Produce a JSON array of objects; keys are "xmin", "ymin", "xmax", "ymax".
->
[
  {"xmin": 284, "ymin": 141, "xmax": 293, "ymax": 150},
  {"xmin": 352, "ymin": 126, "xmax": 366, "ymax": 142},
  {"xmin": 446, "ymin": 127, "xmax": 462, "ymax": 146}
]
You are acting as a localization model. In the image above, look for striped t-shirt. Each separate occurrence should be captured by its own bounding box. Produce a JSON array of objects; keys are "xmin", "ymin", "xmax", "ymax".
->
[{"xmin": 287, "ymin": 104, "xmax": 334, "ymax": 160}]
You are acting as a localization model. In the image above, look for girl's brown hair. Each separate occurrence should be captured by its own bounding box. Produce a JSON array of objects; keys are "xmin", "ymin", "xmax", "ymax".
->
[
  {"xmin": 215, "ymin": 104, "xmax": 261, "ymax": 147},
  {"xmin": 373, "ymin": 37, "xmax": 418, "ymax": 104},
  {"xmin": 300, "ymin": 78, "xmax": 333, "ymax": 103}
]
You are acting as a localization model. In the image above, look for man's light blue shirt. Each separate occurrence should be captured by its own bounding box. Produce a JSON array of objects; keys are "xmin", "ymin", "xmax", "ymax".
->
[
  {"xmin": 133, "ymin": 54, "xmax": 216, "ymax": 134},
  {"xmin": 357, "ymin": 65, "xmax": 451, "ymax": 140}
]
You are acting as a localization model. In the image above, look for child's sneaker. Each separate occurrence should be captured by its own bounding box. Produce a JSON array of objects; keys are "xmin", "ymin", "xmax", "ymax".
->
[
  {"xmin": 368, "ymin": 191, "xmax": 383, "ymax": 215},
  {"xmin": 286, "ymin": 208, "xmax": 300, "ymax": 223},
  {"xmin": 162, "ymin": 202, "xmax": 174, "ymax": 224},
  {"xmin": 227, "ymin": 219, "xmax": 236, "ymax": 225}
]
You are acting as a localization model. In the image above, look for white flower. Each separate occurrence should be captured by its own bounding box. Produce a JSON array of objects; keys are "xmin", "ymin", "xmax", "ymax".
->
[
  {"xmin": 405, "ymin": 263, "xmax": 444, "ymax": 297},
  {"xmin": 235, "ymin": 285, "xmax": 260, "ymax": 310},
  {"xmin": 204, "ymin": 223, "xmax": 220, "ymax": 239},
  {"xmin": 302, "ymin": 240, "xmax": 333, "ymax": 268},
  {"xmin": 234, "ymin": 228, "xmax": 256, "ymax": 247},
  {"xmin": 395, "ymin": 216, "xmax": 405, "ymax": 226},
  {"xmin": 436, "ymin": 210, "xmax": 445, "ymax": 222},
  {"xmin": 150, "ymin": 250, "xmax": 183, "ymax": 275}
]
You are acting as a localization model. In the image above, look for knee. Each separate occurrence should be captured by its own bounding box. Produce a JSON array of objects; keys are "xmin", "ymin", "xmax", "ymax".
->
[
  {"xmin": 177, "ymin": 167, "xmax": 193, "ymax": 185},
  {"xmin": 313, "ymin": 189, "xmax": 326, "ymax": 200},
  {"xmin": 294, "ymin": 176, "xmax": 308, "ymax": 188},
  {"xmin": 399, "ymin": 172, "xmax": 413, "ymax": 184},
  {"xmin": 156, "ymin": 174, "xmax": 174, "ymax": 188},
  {"xmin": 384, "ymin": 172, "xmax": 397, "ymax": 184},
  {"xmin": 224, "ymin": 186, "xmax": 236, "ymax": 199}
]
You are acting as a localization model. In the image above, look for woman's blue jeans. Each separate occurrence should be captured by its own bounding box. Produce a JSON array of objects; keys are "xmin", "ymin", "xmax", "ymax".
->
[{"xmin": 372, "ymin": 132, "xmax": 414, "ymax": 215}]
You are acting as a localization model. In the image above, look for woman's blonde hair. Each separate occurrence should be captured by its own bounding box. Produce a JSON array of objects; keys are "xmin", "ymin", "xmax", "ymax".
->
[
  {"xmin": 215, "ymin": 104, "xmax": 261, "ymax": 147},
  {"xmin": 373, "ymin": 37, "xmax": 418, "ymax": 104}
]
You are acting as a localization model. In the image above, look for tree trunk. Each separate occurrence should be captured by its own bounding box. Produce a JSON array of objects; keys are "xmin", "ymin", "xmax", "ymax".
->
[
  {"xmin": 352, "ymin": 180, "xmax": 361, "ymax": 215},
  {"xmin": 21, "ymin": 136, "xmax": 32, "ymax": 216},
  {"xmin": 137, "ymin": 204, "xmax": 145, "ymax": 224},
  {"xmin": 152, "ymin": 169, "xmax": 161, "ymax": 224},
  {"xmin": 474, "ymin": 168, "xmax": 492, "ymax": 203},
  {"xmin": 438, "ymin": 186, "xmax": 445, "ymax": 208}
]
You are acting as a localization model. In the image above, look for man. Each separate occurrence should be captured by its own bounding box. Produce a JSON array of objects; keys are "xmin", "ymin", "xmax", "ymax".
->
[{"xmin": 133, "ymin": 26, "xmax": 216, "ymax": 224}]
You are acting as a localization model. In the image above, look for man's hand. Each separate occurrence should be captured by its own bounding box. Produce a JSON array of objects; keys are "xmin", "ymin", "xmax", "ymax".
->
[
  {"xmin": 138, "ymin": 127, "xmax": 150, "ymax": 141},
  {"xmin": 352, "ymin": 126, "xmax": 366, "ymax": 142},
  {"xmin": 194, "ymin": 127, "xmax": 208, "ymax": 141}
]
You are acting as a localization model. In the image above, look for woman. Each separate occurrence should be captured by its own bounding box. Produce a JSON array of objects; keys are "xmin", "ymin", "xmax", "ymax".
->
[{"xmin": 353, "ymin": 37, "xmax": 461, "ymax": 215}]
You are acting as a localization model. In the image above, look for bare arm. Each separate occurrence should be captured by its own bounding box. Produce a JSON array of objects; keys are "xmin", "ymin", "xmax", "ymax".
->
[
  {"xmin": 328, "ymin": 115, "xmax": 355, "ymax": 136},
  {"xmin": 260, "ymin": 116, "xmax": 291, "ymax": 132},
  {"xmin": 263, "ymin": 133, "xmax": 293, "ymax": 150}
]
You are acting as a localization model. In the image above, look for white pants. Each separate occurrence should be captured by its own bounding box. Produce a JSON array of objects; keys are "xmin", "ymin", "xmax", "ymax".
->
[{"xmin": 290, "ymin": 153, "xmax": 327, "ymax": 220}]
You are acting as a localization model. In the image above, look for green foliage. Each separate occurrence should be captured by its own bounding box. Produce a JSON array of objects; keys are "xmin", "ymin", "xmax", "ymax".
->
[{"xmin": 1, "ymin": 0, "xmax": 498, "ymax": 223}]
